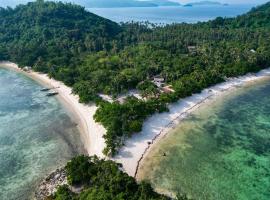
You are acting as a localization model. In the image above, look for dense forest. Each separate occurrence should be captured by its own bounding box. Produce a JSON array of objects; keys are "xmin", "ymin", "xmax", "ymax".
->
[
  {"xmin": 1, "ymin": 0, "xmax": 270, "ymax": 155},
  {"xmin": 48, "ymin": 155, "xmax": 176, "ymax": 200},
  {"xmin": 0, "ymin": 0, "xmax": 121, "ymax": 71}
]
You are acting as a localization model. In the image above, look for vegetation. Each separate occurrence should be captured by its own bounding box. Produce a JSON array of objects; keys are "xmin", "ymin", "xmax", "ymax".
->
[
  {"xmin": 51, "ymin": 155, "xmax": 170, "ymax": 200},
  {"xmin": 0, "ymin": 0, "xmax": 121, "ymax": 79},
  {"xmin": 1, "ymin": 1, "xmax": 270, "ymax": 155},
  {"xmin": 94, "ymin": 97, "xmax": 168, "ymax": 155},
  {"xmin": 137, "ymin": 80, "xmax": 159, "ymax": 98}
]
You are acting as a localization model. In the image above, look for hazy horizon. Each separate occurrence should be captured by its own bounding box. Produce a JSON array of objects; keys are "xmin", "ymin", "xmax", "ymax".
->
[{"xmin": 0, "ymin": 0, "xmax": 269, "ymax": 8}]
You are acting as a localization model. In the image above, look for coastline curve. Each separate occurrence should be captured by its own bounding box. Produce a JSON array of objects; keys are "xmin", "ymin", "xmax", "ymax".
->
[
  {"xmin": 0, "ymin": 61, "xmax": 106, "ymax": 158},
  {"xmin": 1, "ymin": 61, "xmax": 270, "ymax": 179},
  {"xmin": 114, "ymin": 67, "xmax": 270, "ymax": 177}
]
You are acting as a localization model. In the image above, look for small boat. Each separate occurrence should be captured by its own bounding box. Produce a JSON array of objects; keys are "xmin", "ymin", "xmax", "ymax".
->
[
  {"xmin": 46, "ymin": 91, "xmax": 59, "ymax": 96},
  {"xmin": 40, "ymin": 88, "xmax": 50, "ymax": 91}
]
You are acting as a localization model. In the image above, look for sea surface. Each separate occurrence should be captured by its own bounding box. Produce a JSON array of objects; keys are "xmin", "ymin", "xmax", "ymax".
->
[
  {"xmin": 138, "ymin": 80, "xmax": 270, "ymax": 200},
  {"xmin": 88, "ymin": 4, "xmax": 256, "ymax": 24},
  {"xmin": 0, "ymin": 68, "xmax": 85, "ymax": 200}
]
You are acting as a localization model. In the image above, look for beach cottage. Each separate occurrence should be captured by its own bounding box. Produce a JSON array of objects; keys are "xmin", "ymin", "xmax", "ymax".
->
[
  {"xmin": 22, "ymin": 66, "xmax": 32, "ymax": 72},
  {"xmin": 153, "ymin": 76, "xmax": 165, "ymax": 88}
]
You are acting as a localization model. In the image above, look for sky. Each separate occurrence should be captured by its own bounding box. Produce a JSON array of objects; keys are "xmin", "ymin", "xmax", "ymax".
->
[{"xmin": 0, "ymin": 0, "xmax": 269, "ymax": 8}]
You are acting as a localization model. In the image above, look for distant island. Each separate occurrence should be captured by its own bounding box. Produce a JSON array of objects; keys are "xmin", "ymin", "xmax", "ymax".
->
[
  {"xmin": 1, "ymin": 0, "xmax": 270, "ymax": 199},
  {"xmin": 80, "ymin": 0, "xmax": 180, "ymax": 8},
  {"xmin": 184, "ymin": 1, "xmax": 228, "ymax": 7},
  {"xmin": 147, "ymin": 0, "xmax": 181, "ymax": 6}
]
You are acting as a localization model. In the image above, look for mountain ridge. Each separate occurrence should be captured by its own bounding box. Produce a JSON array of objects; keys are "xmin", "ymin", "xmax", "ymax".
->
[
  {"xmin": 71, "ymin": 0, "xmax": 180, "ymax": 8},
  {"xmin": 184, "ymin": 1, "xmax": 226, "ymax": 7}
]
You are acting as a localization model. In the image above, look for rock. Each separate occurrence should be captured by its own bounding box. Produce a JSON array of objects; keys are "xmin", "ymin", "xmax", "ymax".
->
[{"xmin": 35, "ymin": 168, "xmax": 68, "ymax": 200}]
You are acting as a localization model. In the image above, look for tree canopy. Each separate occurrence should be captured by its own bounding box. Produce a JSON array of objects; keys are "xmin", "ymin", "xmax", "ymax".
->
[
  {"xmin": 1, "ymin": 1, "xmax": 270, "ymax": 155},
  {"xmin": 0, "ymin": 0, "xmax": 121, "ymax": 75},
  {"xmin": 51, "ymin": 156, "xmax": 170, "ymax": 200}
]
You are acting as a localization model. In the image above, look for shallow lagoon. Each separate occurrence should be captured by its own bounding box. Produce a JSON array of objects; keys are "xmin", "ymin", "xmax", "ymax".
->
[
  {"xmin": 0, "ymin": 68, "xmax": 85, "ymax": 200},
  {"xmin": 138, "ymin": 80, "xmax": 270, "ymax": 200}
]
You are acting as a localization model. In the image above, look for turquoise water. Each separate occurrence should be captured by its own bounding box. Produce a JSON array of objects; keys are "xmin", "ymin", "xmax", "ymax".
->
[
  {"xmin": 0, "ymin": 68, "xmax": 85, "ymax": 200},
  {"xmin": 138, "ymin": 80, "xmax": 270, "ymax": 200},
  {"xmin": 88, "ymin": 4, "xmax": 255, "ymax": 24}
]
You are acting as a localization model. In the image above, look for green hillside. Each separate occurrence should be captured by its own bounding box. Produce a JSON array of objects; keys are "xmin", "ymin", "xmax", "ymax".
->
[
  {"xmin": 234, "ymin": 2, "xmax": 270, "ymax": 28},
  {"xmin": 0, "ymin": 0, "xmax": 121, "ymax": 74}
]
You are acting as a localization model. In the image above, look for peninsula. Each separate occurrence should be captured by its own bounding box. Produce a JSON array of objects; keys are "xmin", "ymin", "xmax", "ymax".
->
[{"xmin": 0, "ymin": 0, "xmax": 270, "ymax": 199}]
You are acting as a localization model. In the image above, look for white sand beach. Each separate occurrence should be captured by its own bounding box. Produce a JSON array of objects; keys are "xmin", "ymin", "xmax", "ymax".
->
[
  {"xmin": 1, "ymin": 61, "xmax": 270, "ymax": 178},
  {"xmin": 0, "ymin": 61, "xmax": 106, "ymax": 158},
  {"xmin": 114, "ymin": 68, "xmax": 270, "ymax": 177}
]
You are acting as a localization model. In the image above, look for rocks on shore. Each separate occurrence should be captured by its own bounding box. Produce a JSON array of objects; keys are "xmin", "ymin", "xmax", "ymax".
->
[{"xmin": 35, "ymin": 168, "xmax": 67, "ymax": 200}]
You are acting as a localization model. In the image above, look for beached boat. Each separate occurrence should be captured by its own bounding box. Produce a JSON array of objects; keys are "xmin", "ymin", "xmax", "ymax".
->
[
  {"xmin": 41, "ymin": 86, "xmax": 60, "ymax": 92},
  {"xmin": 46, "ymin": 91, "xmax": 58, "ymax": 96},
  {"xmin": 40, "ymin": 88, "xmax": 50, "ymax": 91}
]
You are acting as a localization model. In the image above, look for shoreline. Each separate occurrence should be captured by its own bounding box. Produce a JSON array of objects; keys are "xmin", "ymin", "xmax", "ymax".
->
[
  {"xmin": 1, "ymin": 61, "xmax": 270, "ymax": 179},
  {"xmin": 0, "ymin": 61, "xmax": 106, "ymax": 158},
  {"xmin": 114, "ymin": 68, "xmax": 270, "ymax": 177}
]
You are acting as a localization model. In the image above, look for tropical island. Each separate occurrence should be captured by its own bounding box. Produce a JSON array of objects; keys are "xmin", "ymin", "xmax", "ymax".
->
[
  {"xmin": 83, "ymin": 0, "xmax": 181, "ymax": 8},
  {"xmin": 184, "ymin": 1, "xmax": 227, "ymax": 7},
  {"xmin": 0, "ymin": 0, "xmax": 270, "ymax": 199}
]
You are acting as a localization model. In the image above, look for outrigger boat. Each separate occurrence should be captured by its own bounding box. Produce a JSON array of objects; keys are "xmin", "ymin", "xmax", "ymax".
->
[
  {"xmin": 46, "ymin": 91, "xmax": 59, "ymax": 96},
  {"xmin": 41, "ymin": 86, "xmax": 60, "ymax": 92},
  {"xmin": 40, "ymin": 88, "xmax": 50, "ymax": 91}
]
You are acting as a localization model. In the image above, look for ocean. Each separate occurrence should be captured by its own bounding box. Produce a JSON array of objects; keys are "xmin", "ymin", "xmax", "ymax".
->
[
  {"xmin": 0, "ymin": 3, "xmax": 266, "ymax": 199},
  {"xmin": 88, "ymin": 4, "xmax": 256, "ymax": 24},
  {"xmin": 138, "ymin": 79, "xmax": 270, "ymax": 200},
  {"xmin": 0, "ymin": 68, "xmax": 85, "ymax": 200}
]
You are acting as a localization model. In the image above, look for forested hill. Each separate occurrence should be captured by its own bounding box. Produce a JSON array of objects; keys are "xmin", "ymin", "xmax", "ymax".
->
[
  {"xmin": 234, "ymin": 2, "xmax": 270, "ymax": 28},
  {"xmin": 208, "ymin": 2, "xmax": 270, "ymax": 28},
  {"xmin": 0, "ymin": 0, "xmax": 121, "ymax": 70}
]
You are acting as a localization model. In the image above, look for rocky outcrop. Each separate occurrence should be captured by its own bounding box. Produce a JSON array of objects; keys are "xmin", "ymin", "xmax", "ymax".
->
[{"xmin": 35, "ymin": 168, "xmax": 67, "ymax": 200}]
